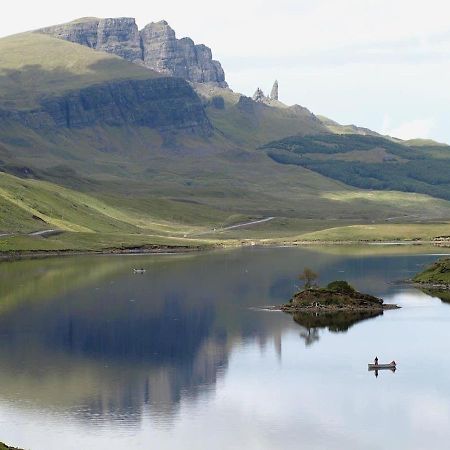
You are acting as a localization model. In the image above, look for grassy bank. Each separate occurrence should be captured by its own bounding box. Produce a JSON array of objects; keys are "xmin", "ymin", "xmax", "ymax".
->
[
  {"xmin": 278, "ymin": 223, "xmax": 450, "ymax": 243},
  {"xmin": 414, "ymin": 258, "xmax": 450, "ymax": 285},
  {"xmin": 0, "ymin": 231, "xmax": 221, "ymax": 255}
]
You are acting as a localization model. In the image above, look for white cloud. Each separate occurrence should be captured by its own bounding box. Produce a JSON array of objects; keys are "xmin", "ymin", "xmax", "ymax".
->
[{"xmin": 382, "ymin": 117, "xmax": 436, "ymax": 140}]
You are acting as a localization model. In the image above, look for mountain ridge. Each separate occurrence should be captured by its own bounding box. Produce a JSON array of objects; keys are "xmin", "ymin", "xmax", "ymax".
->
[
  {"xmin": 39, "ymin": 17, "xmax": 227, "ymax": 86},
  {"xmin": 0, "ymin": 21, "xmax": 449, "ymax": 250}
]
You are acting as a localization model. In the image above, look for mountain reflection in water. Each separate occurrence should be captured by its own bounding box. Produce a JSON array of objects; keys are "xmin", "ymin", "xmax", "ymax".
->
[{"xmin": 0, "ymin": 246, "xmax": 448, "ymax": 442}]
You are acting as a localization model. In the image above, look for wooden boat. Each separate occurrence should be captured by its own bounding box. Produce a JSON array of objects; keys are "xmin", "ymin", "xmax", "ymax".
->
[
  {"xmin": 132, "ymin": 268, "xmax": 146, "ymax": 274},
  {"xmin": 368, "ymin": 362, "xmax": 396, "ymax": 370}
]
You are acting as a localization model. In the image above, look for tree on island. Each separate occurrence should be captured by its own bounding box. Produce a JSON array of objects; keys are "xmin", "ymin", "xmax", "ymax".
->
[{"xmin": 299, "ymin": 268, "xmax": 318, "ymax": 290}]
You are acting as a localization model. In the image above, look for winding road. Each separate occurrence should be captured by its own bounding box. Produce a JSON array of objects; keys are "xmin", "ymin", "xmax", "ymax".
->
[
  {"xmin": 188, "ymin": 217, "xmax": 275, "ymax": 237},
  {"xmin": 0, "ymin": 229, "xmax": 59, "ymax": 239}
]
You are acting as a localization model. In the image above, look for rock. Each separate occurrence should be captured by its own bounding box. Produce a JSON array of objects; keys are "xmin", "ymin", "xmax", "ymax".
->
[
  {"xmin": 140, "ymin": 21, "xmax": 227, "ymax": 85},
  {"xmin": 270, "ymin": 80, "xmax": 279, "ymax": 100},
  {"xmin": 0, "ymin": 78, "xmax": 212, "ymax": 135},
  {"xmin": 252, "ymin": 88, "xmax": 266, "ymax": 102},
  {"xmin": 38, "ymin": 18, "xmax": 228, "ymax": 86},
  {"xmin": 96, "ymin": 18, "xmax": 142, "ymax": 62},
  {"xmin": 40, "ymin": 18, "xmax": 100, "ymax": 48}
]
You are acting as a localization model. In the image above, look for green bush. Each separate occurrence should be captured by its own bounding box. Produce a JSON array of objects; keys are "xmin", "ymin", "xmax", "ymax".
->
[{"xmin": 327, "ymin": 280, "xmax": 356, "ymax": 294}]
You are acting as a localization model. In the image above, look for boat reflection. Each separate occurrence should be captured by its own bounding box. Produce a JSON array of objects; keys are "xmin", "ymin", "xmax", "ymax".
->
[{"xmin": 371, "ymin": 367, "xmax": 396, "ymax": 378}]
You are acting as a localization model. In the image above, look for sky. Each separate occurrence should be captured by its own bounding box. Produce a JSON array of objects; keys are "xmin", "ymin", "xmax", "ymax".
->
[{"xmin": 2, "ymin": 0, "xmax": 450, "ymax": 143}]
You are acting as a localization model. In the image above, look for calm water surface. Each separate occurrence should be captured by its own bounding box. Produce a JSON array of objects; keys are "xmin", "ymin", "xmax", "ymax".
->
[{"xmin": 0, "ymin": 246, "xmax": 450, "ymax": 450}]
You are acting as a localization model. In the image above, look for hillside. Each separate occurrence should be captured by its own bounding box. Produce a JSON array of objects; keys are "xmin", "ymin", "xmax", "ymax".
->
[
  {"xmin": 195, "ymin": 83, "xmax": 327, "ymax": 146},
  {"xmin": 0, "ymin": 23, "xmax": 449, "ymax": 251},
  {"xmin": 414, "ymin": 258, "xmax": 450, "ymax": 286},
  {"xmin": 262, "ymin": 133, "xmax": 450, "ymax": 201},
  {"xmin": 0, "ymin": 171, "xmax": 226, "ymax": 252}
]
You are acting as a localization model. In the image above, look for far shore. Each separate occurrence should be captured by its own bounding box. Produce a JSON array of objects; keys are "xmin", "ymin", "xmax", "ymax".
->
[{"xmin": 0, "ymin": 239, "xmax": 449, "ymax": 261}]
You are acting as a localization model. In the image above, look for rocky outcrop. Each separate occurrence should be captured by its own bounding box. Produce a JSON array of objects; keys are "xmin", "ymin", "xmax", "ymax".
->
[
  {"xmin": 140, "ymin": 21, "xmax": 226, "ymax": 86},
  {"xmin": 40, "ymin": 18, "xmax": 100, "ymax": 48},
  {"xmin": 252, "ymin": 81, "xmax": 279, "ymax": 104},
  {"xmin": 0, "ymin": 77, "xmax": 212, "ymax": 135},
  {"xmin": 38, "ymin": 18, "xmax": 227, "ymax": 86},
  {"xmin": 270, "ymin": 80, "xmax": 279, "ymax": 100},
  {"xmin": 96, "ymin": 18, "xmax": 142, "ymax": 62},
  {"xmin": 252, "ymin": 88, "xmax": 266, "ymax": 102}
]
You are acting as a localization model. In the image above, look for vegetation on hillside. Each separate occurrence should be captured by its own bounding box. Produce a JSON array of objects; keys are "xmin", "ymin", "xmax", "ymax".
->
[
  {"xmin": 0, "ymin": 32, "xmax": 449, "ymax": 251},
  {"xmin": 414, "ymin": 258, "xmax": 450, "ymax": 285},
  {"xmin": 263, "ymin": 134, "xmax": 450, "ymax": 200}
]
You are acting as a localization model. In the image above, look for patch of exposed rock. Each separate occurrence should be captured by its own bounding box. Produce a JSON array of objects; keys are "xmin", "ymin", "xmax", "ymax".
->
[
  {"xmin": 0, "ymin": 77, "xmax": 212, "ymax": 134},
  {"xmin": 39, "ymin": 18, "xmax": 227, "ymax": 86}
]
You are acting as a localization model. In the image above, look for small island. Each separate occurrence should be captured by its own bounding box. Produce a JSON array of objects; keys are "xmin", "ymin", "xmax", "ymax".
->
[
  {"xmin": 280, "ymin": 279, "xmax": 399, "ymax": 313},
  {"xmin": 271, "ymin": 269, "xmax": 399, "ymax": 314}
]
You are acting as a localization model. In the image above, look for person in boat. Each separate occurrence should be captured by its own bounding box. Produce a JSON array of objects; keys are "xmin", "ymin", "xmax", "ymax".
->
[{"xmin": 374, "ymin": 356, "xmax": 379, "ymax": 365}]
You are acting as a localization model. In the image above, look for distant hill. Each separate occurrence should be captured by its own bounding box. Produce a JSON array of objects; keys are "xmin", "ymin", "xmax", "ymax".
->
[{"xmin": 262, "ymin": 133, "xmax": 450, "ymax": 201}]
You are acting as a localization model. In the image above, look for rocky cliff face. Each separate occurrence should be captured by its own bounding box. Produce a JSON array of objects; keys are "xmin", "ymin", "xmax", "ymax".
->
[
  {"xmin": 96, "ymin": 18, "xmax": 142, "ymax": 62},
  {"xmin": 39, "ymin": 18, "xmax": 227, "ymax": 86},
  {"xmin": 0, "ymin": 77, "xmax": 212, "ymax": 135},
  {"xmin": 140, "ymin": 21, "xmax": 226, "ymax": 85},
  {"xmin": 40, "ymin": 18, "xmax": 100, "ymax": 48}
]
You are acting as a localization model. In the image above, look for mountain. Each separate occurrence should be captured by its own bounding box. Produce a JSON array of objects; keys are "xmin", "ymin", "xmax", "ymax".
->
[
  {"xmin": 39, "ymin": 17, "xmax": 227, "ymax": 86},
  {"xmin": 0, "ymin": 18, "xmax": 449, "ymax": 251},
  {"xmin": 0, "ymin": 32, "xmax": 210, "ymax": 134}
]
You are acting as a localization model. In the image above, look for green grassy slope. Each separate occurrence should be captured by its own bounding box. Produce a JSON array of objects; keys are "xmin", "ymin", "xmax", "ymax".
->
[
  {"xmin": 413, "ymin": 258, "xmax": 450, "ymax": 284},
  {"xmin": 195, "ymin": 83, "xmax": 327, "ymax": 146},
  {"xmin": 0, "ymin": 30, "xmax": 449, "ymax": 251},
  {"xmin": 0, "ymin": 32, "xmax": 159, "ymax": 109},
  {"xmin": 0, "ymin": 171, "xmax": 225, "ymax": 252},
  {"xmin": 281, "ymin": 223, "xmax": 450, "ymax": 243}
]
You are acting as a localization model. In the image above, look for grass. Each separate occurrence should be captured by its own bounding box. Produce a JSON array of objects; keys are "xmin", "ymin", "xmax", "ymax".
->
[
  {"xmin": 413, "ymin": 258, "xmax": 450, "ymax": 285},
  {"xmin": 0, "ymin": 171, "xmax": 205, "ymax": 235},
  {"xmin": 0, "ymin": 32, "xmax": 158, "ymax": 109},
  {"xmin": 264, "ymin": 133, "xmax": 450, "ymax": 201},
  {"xmin": 197, "ymin": 85, "xmax": 327, "ymax": 147},
  {"xmin": 0, "ymin": 31, "xmax": 449, "ymax": 252},
  {"xmin": 0, "ymin": 232, "xmax": 218, "ymax": 253},
  {"xmin": 285, "ymin": 223, "xmax": 450, "ymax": 242}
]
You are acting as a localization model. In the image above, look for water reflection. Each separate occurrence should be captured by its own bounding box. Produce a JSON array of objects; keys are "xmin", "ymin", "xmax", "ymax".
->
[
  {"xmin": 0, "ymin": 246, "xmax": 449, "ymax": 449},
  {"xmin": 420, "ymin": 288, "xmax": 450, "ymax": 304},
  {"xmin": 292, "ymin": 310, "xmax": 383, "ymax": 345}
]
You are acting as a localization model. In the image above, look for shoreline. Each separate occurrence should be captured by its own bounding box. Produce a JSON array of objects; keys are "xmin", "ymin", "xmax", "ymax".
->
[
  {"xmin": 0, "ymin": 245, "xmax": 211, "ymax": 261},
  {"xmin": 413, "ymin": 282, "xmax": 450, "ymax": 290},
  {"xmin": 0, "ymin": 239, "xmax": 448, "ymax": 262}
]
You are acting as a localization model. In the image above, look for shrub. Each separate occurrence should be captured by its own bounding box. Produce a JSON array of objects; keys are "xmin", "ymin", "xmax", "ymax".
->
[{"xmin": 327, "ymin": 280, "xmax": 355, "ymax": 294}]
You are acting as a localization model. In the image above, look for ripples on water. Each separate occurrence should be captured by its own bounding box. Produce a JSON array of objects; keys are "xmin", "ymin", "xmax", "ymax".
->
[{"xmin": 0, "ymin": 246, "xmax": 449, "ymax": 449}]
